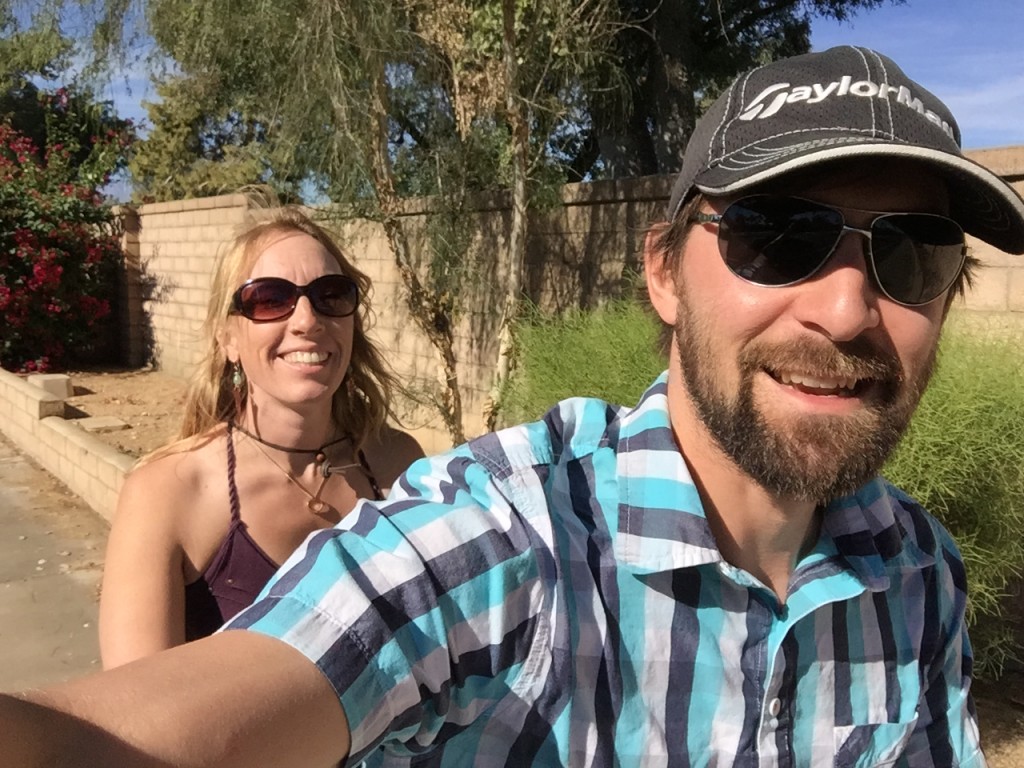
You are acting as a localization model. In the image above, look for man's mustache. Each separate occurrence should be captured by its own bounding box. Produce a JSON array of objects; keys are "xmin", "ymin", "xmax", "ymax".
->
[{"xmin": 739, "ymin": 336, "xmax": 905, "ymax": 385}]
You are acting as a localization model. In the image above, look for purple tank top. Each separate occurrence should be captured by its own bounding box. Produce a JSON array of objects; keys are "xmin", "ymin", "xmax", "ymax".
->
[{"xmin": 183, "ymin": 424, "xmax": 384, "ymax": 641}]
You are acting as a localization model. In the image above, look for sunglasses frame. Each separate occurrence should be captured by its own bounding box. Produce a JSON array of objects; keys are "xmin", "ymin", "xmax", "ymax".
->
[
  {"xmin": 692, "ymin": 195, "xmax": 967, "ymax": 307},
  {"xmin": 230, "ymin": 274, "xmax": 360, "ymax": 322}
]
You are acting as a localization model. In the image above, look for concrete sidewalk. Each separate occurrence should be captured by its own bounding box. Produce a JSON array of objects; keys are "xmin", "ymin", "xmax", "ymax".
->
[{"xmin": 0, "ymin": 432, "xmax": 108, "ymax": 690}]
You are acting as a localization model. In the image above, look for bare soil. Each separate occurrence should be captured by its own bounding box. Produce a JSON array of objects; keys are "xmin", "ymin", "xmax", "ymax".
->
[
  {"xmin": 57, "ymin": 368, "xmax": 1024, "ymax": 764},
  {"xmin": 64, "ymin": 367, "xmax": 188, "ymax": 459}
]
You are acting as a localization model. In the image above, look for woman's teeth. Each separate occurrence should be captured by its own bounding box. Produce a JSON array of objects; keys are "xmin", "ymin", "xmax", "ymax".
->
[{"xmin": 283, "ymin": 351, "xmax": 328, "ymax": 364}]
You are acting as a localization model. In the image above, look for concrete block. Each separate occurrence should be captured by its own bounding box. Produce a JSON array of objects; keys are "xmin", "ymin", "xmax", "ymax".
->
[
  {"xmin": 26, "ymin": 374, "xmax": 73, "ymax": 399},
  {"xmin": 72, "ymin": 465, "xmax": 94, "ymax": 496},
  {"xmin": 1010, "ymin": 268, "xmax": 1024, "ymax": 312},
  {"xmin": 76, "ymin": 416, "xmax": 130, "ymax": 434},
  {"xmin": 970, "ymin": 237, "xmax": 1015, "ymax": 268},
  {"xmin": 97, "ymin": 459, "xmax": 130, "ymax": 494},
  {"xmin": 965, "ymin": 267, "xmax": 1009, "ymax": 312}
]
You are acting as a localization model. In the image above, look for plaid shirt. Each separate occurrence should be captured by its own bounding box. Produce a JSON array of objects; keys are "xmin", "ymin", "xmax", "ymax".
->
[{"xmin": 229, "ymin": 374, "xmax": 985, "ymax": 767}]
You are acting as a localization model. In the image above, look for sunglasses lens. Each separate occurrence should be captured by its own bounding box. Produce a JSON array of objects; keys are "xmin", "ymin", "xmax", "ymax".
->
[
  {"xmin": 232, "ymin": 275, "xmax": 360, "ymax": 321},
  {"xmin": 869, "ymin": 214, "xmax": 965, "ymax": 305},
  {"xmin": 719, "ymin": 197, "xmax": 843, "ymax": 285},
  {"xmin": 308, "ymin": 274, "xmax": 359, "ymax": 317},
  {"xmin": 237, "ymin": 278, "xmax": 297, "ymax": 321}
]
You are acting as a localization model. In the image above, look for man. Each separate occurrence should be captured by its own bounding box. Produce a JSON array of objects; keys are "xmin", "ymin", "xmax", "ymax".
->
[{"xmin": 5, "ymin": 46, "xmax": 1024, "ymax": 767}]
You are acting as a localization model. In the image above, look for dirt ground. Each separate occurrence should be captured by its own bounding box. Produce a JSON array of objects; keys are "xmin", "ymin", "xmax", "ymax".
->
[
  {"xmin": 65, "ymin": 367, "xmax": 188, "ymax": 459},
  {"xmin": 56, "ymin": 367, "xmax": 1024, "ymax": 763}
]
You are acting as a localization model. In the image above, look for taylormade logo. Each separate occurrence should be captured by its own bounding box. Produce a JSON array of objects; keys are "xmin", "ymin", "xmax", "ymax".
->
[{"xmin": 738, "ymin": 76, "xmax": 955, "ymax": 139}]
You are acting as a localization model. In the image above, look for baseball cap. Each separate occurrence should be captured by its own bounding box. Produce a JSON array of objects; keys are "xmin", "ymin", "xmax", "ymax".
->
[{"xmin": 667, "ymin": 46, "xmax": 1024, "ymax": 254}]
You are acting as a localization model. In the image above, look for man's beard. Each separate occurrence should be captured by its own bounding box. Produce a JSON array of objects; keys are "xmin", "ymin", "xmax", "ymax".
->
[{"xmin": 673, "ymin": 299, "xmax": 936, "ymax": 503}]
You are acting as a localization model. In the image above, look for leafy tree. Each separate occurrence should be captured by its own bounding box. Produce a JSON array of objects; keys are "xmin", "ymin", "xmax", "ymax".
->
[
  {"xmin": 128, "ymin": 73, "xmax": 302, "ymax": 202},
  {"xmin": 0, "ymin": 3, "xmax": 71, "ymax": 87},
  {"xmin": 413, "ymin": 0, "xmax": 623, "ymax": 428},
  {"xmin": 587, "ymin": 0, "xmax": 898, "ymax": 178},
  {"xmin": 84, "ymin": 0, "xmax": 621, "ymax": 441}
]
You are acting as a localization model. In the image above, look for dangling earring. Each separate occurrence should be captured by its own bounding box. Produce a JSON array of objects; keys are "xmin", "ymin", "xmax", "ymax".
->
[{"xmin": 231, "ymin": 362, "xmax": 245, "ymax": 419}]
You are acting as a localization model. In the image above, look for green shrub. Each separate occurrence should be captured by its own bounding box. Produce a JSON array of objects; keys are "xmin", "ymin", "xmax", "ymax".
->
[
  {"xmin": 498, "ymin": 300, "xmax": 664, "ymax": 426},
  {"xmin": 884, "ymin": 322, "xmax": 1024, "ymax": 677},
  {"xmin": 0, "ymin": 86, "xmax": 134, "ymax": 372},
  {"xmin": 501, "ymin": 305, "xmax": 1024, "ymax": 678}
]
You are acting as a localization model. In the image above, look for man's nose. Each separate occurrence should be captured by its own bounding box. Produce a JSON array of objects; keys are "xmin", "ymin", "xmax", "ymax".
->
[{"xmin": 789, "ymin": 229, "xmax": 882, "ymax": 342}]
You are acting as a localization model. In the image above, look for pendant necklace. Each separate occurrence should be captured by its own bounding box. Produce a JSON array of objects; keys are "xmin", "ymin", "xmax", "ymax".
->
[{"xmin": 233, "ymin": 422, "xmax": 359, "ymax": 514}]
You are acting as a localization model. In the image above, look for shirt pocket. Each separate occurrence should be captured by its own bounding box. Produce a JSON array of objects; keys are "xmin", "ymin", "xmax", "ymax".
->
[{"xmin": 833, "ymin": 719, "xmax": 917, "ymax": 768}]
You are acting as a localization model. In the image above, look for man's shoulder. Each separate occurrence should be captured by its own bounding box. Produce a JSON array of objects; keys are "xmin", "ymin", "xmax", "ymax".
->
[
  {"xmin": 457, "ymin": 392, "xmax": 641, "ymax": 478},
  {"xmin": 862, "ymin": 478, "xmax": 967, "ymax": 566},
  {"xmin": 457, "ymin": 374, "xmax": 671, "ymax": 476}
]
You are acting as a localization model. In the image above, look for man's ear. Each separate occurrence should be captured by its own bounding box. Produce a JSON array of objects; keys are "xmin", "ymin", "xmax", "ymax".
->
[{"xmin": 644, "ymin": 225, "xmax": 679, "ymax": 326}]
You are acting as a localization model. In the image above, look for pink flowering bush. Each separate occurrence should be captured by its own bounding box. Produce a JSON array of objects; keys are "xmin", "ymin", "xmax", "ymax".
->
[{"xmin": 0, "ymin": 88, "xmax": 134, "ymax": 372}]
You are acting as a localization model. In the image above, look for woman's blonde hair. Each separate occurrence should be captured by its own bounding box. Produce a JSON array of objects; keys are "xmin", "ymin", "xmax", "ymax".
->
[{"xmin": 173, "ymin": 206, "xmax": 398, "ymax": 451}]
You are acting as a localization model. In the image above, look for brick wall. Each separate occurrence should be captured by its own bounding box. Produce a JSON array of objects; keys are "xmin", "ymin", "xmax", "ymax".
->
[
  {"xmin": 123, "ymin": 195, "xmax": 254, "ymax": 378},
  {"xmin": 0, "ymin": 370, "xmax": 133, "ymax": 521},
  {"xmin": 0, "ymin": 150, "xmax": 1021, "ymax": 522},
  {"xmin": 113, "ymin": 149, "xmax": 1024, "ymax": 450}
]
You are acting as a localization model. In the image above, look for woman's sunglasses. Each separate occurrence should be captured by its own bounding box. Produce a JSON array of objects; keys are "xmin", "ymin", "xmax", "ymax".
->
[
  {"xmin": 230, "ymin": 274, "xmax": 359, "ymax": 322},
  {"xmin": 691, "ymin": 195, "xmax": 967, "ymax": 306}
]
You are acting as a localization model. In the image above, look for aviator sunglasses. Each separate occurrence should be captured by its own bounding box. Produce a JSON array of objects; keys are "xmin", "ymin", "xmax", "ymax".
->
[
  {"xmin": 230, "ymin": 274, "xmax": 359, "ymax": 322},
  {"xmin": 692, "ymin": 195, "xmax": 967, "ymax": 306}
]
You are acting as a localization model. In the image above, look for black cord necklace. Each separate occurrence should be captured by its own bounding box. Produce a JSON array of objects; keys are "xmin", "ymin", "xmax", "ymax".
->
[{"xmin": 230, "ymin": 421, "xmax": 350, "ymax": 465}]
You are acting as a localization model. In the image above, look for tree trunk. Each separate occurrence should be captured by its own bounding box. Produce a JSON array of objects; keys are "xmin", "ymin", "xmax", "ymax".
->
[
  {"xmin": 484, "ymin": 0, "xmax": 530, "ymax": 432},
  {"xmin": 645, "ymin": 0, "xmax": 698, "ymax": 172},
  {"xmin": 362, "ymin": 73, "xmax": 466, "ymax": 445}
]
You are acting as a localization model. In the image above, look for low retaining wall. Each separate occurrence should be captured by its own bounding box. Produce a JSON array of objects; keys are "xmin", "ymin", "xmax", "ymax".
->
[{"xmin": 0, "ymin": 369, "xmax": 133, "ymax": 523}]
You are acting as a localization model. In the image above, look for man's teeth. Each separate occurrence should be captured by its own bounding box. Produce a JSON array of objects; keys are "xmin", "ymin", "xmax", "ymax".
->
[
  {"xmin": 778, "ymin": 372, "xmax": 857, "ymax": 392},
  {"xmin": 284, "ymin": 351, "xmax": 328, "ymax": 364}
]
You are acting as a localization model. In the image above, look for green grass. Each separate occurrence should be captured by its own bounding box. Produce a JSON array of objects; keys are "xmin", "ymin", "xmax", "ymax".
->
[{"xmin": 500, "ymin": 305, "xmax": 1024, "ymax": 678}]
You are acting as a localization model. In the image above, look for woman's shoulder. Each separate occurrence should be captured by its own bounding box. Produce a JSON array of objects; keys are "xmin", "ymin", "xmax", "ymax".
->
[
  {"xmin": 107, "ymin": 425, "xmax": 234, "ymax": 578},
  {"xmin": 125, "ymin": 426, "xmax": 229, "ymax": 494},
  {"xmin": 361, "ymin": 426, "xmax": 426, "ymax": 487}
]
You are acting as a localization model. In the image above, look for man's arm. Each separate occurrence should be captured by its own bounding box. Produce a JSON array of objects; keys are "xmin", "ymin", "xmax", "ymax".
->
[{"xmin": 2, "ymin": 631, "xmax": 350, "ymax": 768}]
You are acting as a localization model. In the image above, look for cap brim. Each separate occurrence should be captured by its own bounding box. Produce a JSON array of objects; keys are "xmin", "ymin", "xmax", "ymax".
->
[{"xmin": 693, "ymin": 143, "xmax": 1024, "ymax": 254}]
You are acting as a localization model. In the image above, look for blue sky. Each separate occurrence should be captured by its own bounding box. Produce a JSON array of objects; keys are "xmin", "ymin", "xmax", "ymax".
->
[{"xmin": 810, "ymin": 0, "xmax": 1024, "ymax": 149}]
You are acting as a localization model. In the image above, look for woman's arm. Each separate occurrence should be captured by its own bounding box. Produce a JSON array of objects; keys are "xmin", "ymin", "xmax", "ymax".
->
[
  {"xmin": 98, "ymin": 458, "xmax": 193, "ymax": 668},
  {"xmin": 2, "ymin": 632, "xmax": 350, "ymax": 768}
]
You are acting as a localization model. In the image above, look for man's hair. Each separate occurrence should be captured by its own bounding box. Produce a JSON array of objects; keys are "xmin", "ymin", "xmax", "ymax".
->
[{"xmin": 645, "ymin": 193, "xmax": 704, "ymax": 356}]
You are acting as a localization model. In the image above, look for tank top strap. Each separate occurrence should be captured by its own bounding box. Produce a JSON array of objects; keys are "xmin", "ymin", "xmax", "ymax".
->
[
  {"xmin": 224, "ymin": 422, "xmax": 242, "ymax": 523},
  {"xmin": 356, "ymin": 448, "xmax": 385, "ymax": 501}
]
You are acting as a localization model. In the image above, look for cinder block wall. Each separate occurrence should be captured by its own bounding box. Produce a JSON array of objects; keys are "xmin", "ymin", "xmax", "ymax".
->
[
  {"xmin": 946, "ymin": 149, "xmax": 1024, "ymax": 332},
  {"xmin": 0, "ymin": 369, "xmax": 133, "ymax": 521},
  {"xmin": 125, "ymin": 195, "xmax": 253, "ymax": 379},
  {"xmin": 118, "ymin": 150, "xmax": 1024, "ymax": 450}
]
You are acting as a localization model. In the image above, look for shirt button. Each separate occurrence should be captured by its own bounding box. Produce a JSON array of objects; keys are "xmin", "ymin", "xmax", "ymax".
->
[{"xmin": 768, "ymin": 697, "xmax": 782, "ymax": 717}]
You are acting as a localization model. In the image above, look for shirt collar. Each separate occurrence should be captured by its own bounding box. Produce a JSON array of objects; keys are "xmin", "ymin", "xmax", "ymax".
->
[
  {"xmin": 614, "ymin": 373, "xmax": 721, "ymax": 574},
  {"xmin": 611, "ymin": 373, "xmax": 928, "ymax": 585}
]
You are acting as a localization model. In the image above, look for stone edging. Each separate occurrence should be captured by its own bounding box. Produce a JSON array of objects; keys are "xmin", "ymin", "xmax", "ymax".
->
[{"xmin": 0, "ymin": 368, "xmax": 133, "ymax": 525}]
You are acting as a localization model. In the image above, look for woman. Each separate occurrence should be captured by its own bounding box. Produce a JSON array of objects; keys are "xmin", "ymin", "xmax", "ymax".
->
[{"xmin": 99, "ymin": 207, "xmax": 424, "ymax": 668}]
